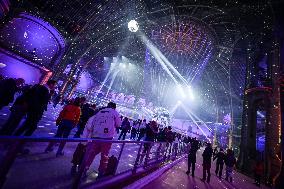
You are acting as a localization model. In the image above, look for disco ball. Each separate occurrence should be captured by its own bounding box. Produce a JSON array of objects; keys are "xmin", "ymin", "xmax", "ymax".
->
[{"xmin": 128, "ymin": 20, "xmax": 139, "ymax": 32}]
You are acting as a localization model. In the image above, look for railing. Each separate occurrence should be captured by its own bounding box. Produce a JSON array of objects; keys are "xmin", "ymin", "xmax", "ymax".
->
[{"xmin": 0, "ymin": 137, "xmax": 187, "ymax": 189}]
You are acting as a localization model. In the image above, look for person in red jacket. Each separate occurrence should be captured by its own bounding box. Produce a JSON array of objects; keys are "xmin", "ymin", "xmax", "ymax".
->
[{"xmin": 45, "ymin": 97, "xmax": 81, "ymax": 156}]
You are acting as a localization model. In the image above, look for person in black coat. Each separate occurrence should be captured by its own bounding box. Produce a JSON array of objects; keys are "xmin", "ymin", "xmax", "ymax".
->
[
  {"xmin": 13, "ymin": 80, "xmax": 56, "ymax": 136},
  {"xmin": 0, "ymin": 78, "xmax": 25, "ymax": 110},
  {"xmin": 202, "ymin": 142, "xmax": 213, "ymax": 183},
  {"xmin": 186, "ymin": 138, "xmax": 199, "ymax": 177},
  {"xmin": 118, "ymin": 117, "xmax": 131, "ymax": 140},
  {"xmin": 139, "ymin": 121, "xmax": 158, "ymax": 164},
  {"xmin": 74, "ymin": 103, "xmax": 96, "ymax": 138},
  {"xmin": 213, "ymin": 148, "xmax": 226, "ymax": 179},
  {"xmin": 0, "ymin": 85, "xmax": 30, "ymax": 136}
]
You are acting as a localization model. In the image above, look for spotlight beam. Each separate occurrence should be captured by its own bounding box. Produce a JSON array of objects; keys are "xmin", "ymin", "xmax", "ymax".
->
[
  {"xmin": 140, "ymin": 34, "xmax": 179, "ymax": 84},
  {"xmin": 95, "ymin": 65, "xmax": 114, "ymax": 98},
  {"xmin": 182, "ymin": 104, "xmax": 212, "ymax": 132},
  {"xmin": 105, "ymin": 70, "xmax": 120, "ymax": 97},
  {"xmin": 180, "ymin": 103, "xmax": 210, "ymax": 141},
  {"xmin": 170, "ymin": 102, "xmax": 180, "ymax": 115}
]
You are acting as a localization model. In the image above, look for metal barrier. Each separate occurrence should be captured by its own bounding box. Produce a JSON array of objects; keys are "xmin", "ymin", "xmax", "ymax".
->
[{"xmin": 0, "ymin": 137, "xmax": 187, "ymax": 189}]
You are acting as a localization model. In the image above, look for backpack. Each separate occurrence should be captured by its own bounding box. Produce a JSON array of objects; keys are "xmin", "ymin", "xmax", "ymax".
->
[{"xmin": 90, "ymin": 108, "xmax": 116, "ymax": 138}]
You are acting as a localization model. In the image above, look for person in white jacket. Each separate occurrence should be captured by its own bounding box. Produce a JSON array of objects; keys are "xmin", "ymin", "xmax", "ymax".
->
[{"xmin": 80, "ymin": 102, "xmax": 121, "ymax": 178}]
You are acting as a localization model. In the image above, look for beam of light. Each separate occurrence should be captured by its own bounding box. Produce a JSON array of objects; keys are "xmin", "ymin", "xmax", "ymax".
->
[
  {"xmin": 105, "ymin": 69, "xmax": 120, "ymax": 97},
  {"xmin": 182, "ymin": 104, "xmax": 212, "ymax": 133},
  {"xmin": 180, "ymin": 103, "xmax": 211, "ymax": 141},
  {"xmin": 156, "ymin": 45, "xmax": 189, "ymax": 85},
  {"xmin": 187, "ymin": 86, "xmax": 195, "ymax": 100},
  {"xmin": 140, "ymin": 34, "xmax": 178, "ymax": 84},
  {"xmin": 170, "ymin": 101, "xmax": 181, "ymax": 115},
  {"xmin": 190, "ymin": 50, "xmax": 212, "ymax": 84},
  {"xmin": 177, "ymin": 84, "xmax": 186, "ymax": 98},
  {"xmin": 95, "ymin": 64, "xmax": 114, "ymax": 98}
]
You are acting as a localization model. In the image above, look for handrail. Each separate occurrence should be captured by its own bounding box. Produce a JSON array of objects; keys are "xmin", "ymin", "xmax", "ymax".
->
[
  {"xmin": 0, "ymin": 136, "xmax": 172, "ymax": 144},
  {"xmin": 0, "ymin": 136, "xmax": 187, "ymax": 189}
]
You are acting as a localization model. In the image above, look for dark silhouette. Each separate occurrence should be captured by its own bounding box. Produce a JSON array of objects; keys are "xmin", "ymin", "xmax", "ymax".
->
[
  {"xmin": 186, "ymin": 138, "xmax": 199, "ymax": 177},
  {"xmin": 202, "ymin": 143, "xmax": 213, "ymax": 183},
  {"xmin": 74, "ymin": 103, "xmax": 96, "ymax": 138},
  {"xmin": 0, "ymin": 78, "xmax": 25, "ymax": 110},
  {"xmin": 14, "ymin": 80, "xmax": 56, "ymax": 136},
  {"xmin": 118, "ymin": 117, "xmax": 131, "ymax": 140},
  {"xmin": 213, "ymin": 148, "xmax": 226, "ymax": 179}
]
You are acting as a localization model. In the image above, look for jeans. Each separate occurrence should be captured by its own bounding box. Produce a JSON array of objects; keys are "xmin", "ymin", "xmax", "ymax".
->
[{"xmin": 45, "ymin": 120, "xmax": 74, "ymax": 154}]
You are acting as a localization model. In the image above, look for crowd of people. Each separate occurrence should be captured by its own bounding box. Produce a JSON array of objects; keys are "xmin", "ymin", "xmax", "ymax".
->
[
  {"xmin": 0, "ymin": 76, "xmax": 183, "ymax": 178},
  {"xmin": 0, "ymin": 76, "xmax": 263, "ymax": 186},
  {"xmin": 185, "ymin": 137, "xmax": 263, "ymax": 186}
]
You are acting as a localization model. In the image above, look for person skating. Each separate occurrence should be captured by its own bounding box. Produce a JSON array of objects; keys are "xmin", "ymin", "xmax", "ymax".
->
[
  {"xmin": 118, "ymin": 117, "xmax": 131, "ymax": 140},
  {"xmin": 137, "ymin": 119, "xmax": 147, "ymax": 141},
  {"xmin": 14, "ymin": 80, "xmax": 57, "ymax": 136},
  {"xmin": 213, "ymin": 148, "xmax": 226, "ymax": 179},
  {"xmin": 45, "ymin": 97, "xmax": 81, "ymax": 156},
  {"xmin": 186, "ymin": 138, "xmax": 199, "ymax": 177},
  {"xmin": 139, "ymin": 121, "xmax": 159, "ymax": 164},
  {"xmin": 74, "ymin": 103, "xmax": 96, "ymax": 138},
  {"xmin": 77, "ymin": 102, "xmax": 121, "ymax": 179},
  {"xmin": 225, "ymin": 149, "xmax": 236, "ymax": 182},
  {"xmin": 130, "ymin": 120, "xmax": 139, "ymax": 140},
  {"xmin": 201, "ymin": 142, "xmax": 213, "ymax": 183}
]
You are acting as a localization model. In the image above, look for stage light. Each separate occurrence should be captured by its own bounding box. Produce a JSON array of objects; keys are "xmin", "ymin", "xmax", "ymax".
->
[{"xmin": 128, "ymin": 20, "xmax": 139, "ymax": 32}]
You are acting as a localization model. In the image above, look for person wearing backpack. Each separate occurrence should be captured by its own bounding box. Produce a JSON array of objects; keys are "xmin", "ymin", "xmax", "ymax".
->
[{"xmin": 78, "ymin": 102, "xmax": 121, "ymax": 178}]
